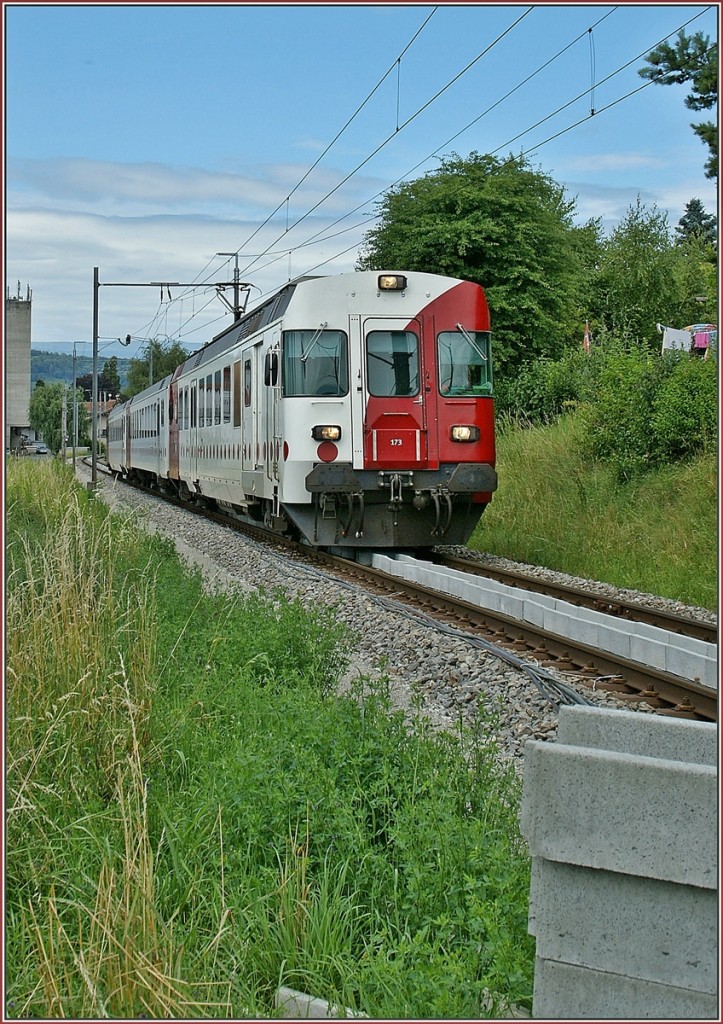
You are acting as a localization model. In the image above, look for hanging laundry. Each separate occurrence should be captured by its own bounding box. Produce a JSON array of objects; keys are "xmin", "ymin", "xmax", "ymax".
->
[{"xmin": 660, "ymin": 325, "xmax": 692, "ymax": 352}]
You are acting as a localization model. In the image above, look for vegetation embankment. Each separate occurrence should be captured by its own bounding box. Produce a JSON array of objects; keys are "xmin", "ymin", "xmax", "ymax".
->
[
  {"xmin": 6, "ymin": 459, "xmax": 532, "ymax": 1020},
  {"xmin": 471, "ymin": 344, "xmax": 717, "ymax": 610}
]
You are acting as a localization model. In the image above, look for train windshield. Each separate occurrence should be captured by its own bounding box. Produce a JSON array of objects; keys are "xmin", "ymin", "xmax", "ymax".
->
[
  {"xmin": 283, "ymin": 330, "xmax": 349, "ymax": 397},
  {"xmin": 366, "ymin": 330, "xmax": 420, "ymax": 396},
  {"xmin": 438, "ymin": 330, "xmax": 493, "ymax": 396}
]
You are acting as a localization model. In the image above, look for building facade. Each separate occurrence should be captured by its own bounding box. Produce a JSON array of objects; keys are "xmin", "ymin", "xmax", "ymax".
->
[{"xmin": 5, "ymin": 284, "xmax": 33, "ymax": 451}]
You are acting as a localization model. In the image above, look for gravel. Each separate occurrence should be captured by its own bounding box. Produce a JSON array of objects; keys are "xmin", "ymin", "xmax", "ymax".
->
[{"xmin": 80, "ymin": 465, "xmax": 716, "ymax": 773}]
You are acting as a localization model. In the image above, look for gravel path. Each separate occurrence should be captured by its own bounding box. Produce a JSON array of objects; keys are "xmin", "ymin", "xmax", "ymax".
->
[{"xmin": 81, "ymin": 465, "xmax": 715, "ymax": 772}]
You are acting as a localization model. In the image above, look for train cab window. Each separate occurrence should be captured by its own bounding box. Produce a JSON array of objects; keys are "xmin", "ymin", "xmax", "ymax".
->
[
  {"xmin": 438, "ymin": 330, "xmax": 493, "ymax": 396},
  {"xmin": 366, "ymin": 330, "xmax": 419, "ymax": 397},
  {"xmin": 282, "ymin": 330, "xmax": 348, "ymax": 397}
]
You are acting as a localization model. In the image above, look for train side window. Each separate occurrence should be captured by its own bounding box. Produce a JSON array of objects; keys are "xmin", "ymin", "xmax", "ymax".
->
[
  {"xmin": 223, "ymin": 366, "xmax": 231, "ymax": 423},
  {"xmin": 437, "ymin": 330, "xmax": 493, "ymax": 396},
  {"xmin": 199, "ymin": 377, "xmax": 205, "ymax": 428},
  {"xmin": 366, "ymin": 330, "xmax": 419, "ymax": 397},
  {"xmin": 207, "ymin": 374, "xmax": 213, "ymax": 426},
  {"xmin": 191, "ymin": 384, "xmax": 197, "ymax": 428},
  {"xmin": 282, "ymin": 330, "xmax": 348, "ymax": 396},
  {"xmin": 233, "ymin": 361, "xmax": 242, "ymax": 426},
  {"xmin": 214, "ymin": 370, "xmax": 222, "ymax": 425},
  {"xmin": 244, "ymin": 359, "xmax": 252, "ymax": 406}
]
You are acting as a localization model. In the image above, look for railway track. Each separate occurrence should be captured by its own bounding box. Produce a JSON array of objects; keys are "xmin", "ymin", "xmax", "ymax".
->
[
  {"xmin": 91, "ymin": 464, "xmax": 718, "ymax": 722},
  {"xmin": 430, "ymin": 552, "xmax": 717, "ymax": 646}
]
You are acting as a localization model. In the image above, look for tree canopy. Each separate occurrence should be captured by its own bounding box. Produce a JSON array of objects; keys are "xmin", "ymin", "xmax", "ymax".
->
[
  {"xmin": 125, "ymin": 338, "xmax": 190, "ymax": 397},
  {"xmin": 356, "ymin": 152, "xmax": 593, "ymax": 376},
  {"xmin": 639, "ymin": 30, "xmax": 718, "ymax": 178},
  {"xmin": 29, "ymin": 382, "xmax": 90, "ymax": 453},
  {"xmin": 675, "ymin": 197, "xmax": 717, "ymax": 247}
]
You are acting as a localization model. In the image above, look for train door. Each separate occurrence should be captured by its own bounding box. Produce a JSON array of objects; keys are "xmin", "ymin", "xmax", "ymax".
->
[
  {"xmin": 189, "ymin": 379, "xmax": 198, "ymax": 484},
  {"xmin": 265, "ymin": 338, "xmax": 280, "ymax": 486},
  {"xmin": 125, "ymin": 406, "xmax": 131, "ymax": 469},
  {"xmin": 156, "ymin": 399, "xmax": 163, "ymax": 478},
  {"xmin": 169, "ymin": 377, "xmax": 180, "ymax": 480},
  {"xmin": 361, "ymin": 316, "xmax": 439, "ymax": 470},
  {"xmin": 242, "ymin": 349, "xmax": 255, "ymax": 473}
]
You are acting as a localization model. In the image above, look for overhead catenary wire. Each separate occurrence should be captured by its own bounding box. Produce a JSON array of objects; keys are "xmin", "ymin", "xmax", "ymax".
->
[
  {"xmin": 127, "ymin": 5, "xmax": 532, "ymax": 345},
  {"xmin": 174, "ymin": 7, "xmax": 440, "ymax": 301},
  {"xmin": 123, "ymin": 5, "xmax": 714, "ymax": 349}
]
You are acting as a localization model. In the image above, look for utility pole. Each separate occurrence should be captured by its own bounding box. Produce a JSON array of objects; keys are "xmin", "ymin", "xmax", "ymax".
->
[
  {"xmin": 216, "ymin": 253, "xmax": 251, "ymax": 321},
  {"xmin": 92, "ymin": 267, "xmax": 99, "ymax": 486},
  {"xmin": 61, "ymin": 388, "xmax": 68, "ymax": 462},
  {"xmin": 72, "ymin": 343, "xmax": 77, "ymax": 470},
  {"xmin": 91, "ymin": 267, "xmax": 242, "ymax": 484}
]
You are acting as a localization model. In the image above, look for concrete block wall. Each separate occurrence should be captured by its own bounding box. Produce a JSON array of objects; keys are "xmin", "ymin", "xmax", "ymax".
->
[
  {"xmin": 520, "ymin": 705, "xmax": 718, "ymax": 1019},
  {"xmin": 374, "ymin": 553, "xmax": 718, "ymax": 688}
]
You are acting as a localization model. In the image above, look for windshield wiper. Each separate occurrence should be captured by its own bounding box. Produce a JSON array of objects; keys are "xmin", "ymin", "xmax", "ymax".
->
[
  {"xmin": 300, "ymin": 322, "xmax": 329, "ymax": 363},
  {"xmin": 455, "ymin": 323, "xmax": 487, "ymax": 362}
]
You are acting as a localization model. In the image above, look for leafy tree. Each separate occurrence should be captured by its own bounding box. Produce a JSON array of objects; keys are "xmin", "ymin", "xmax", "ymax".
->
[
  {"xmin": 669, "ymin": 233, "xmax": 718, "ymax": 328},
  {"xmin": 675, "ymin": 198, "xmax": 717, "ymax": 248},
  {"xmin": 356, "ymin": 152, "xmax": 591, "ymax": 377},
  {"xmin": 75, "ymin": 371, "xmax": 122, "ymax": 401},
  {"xmin": 125, "ymin": 338, "xmax": 189, "ymax": 397},
  {"xmin": 102, "ymin": 355, "xmax": 121, "ymax": 396},
  {"xmin": 639, "ymin": 30, "xmax": 718, "ymax": 178},
  {"xmin": 28, "ymin": 382, "xmax": 89, "ymax": 453},
  {"xmin": 592, "ymin": 198, "xmax": 678, "ymax": 346}
]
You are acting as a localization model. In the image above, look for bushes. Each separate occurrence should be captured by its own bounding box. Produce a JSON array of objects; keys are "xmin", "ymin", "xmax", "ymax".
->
[
  {"xmin": 579, "ymin": 351, "xmax": 717, "ymax": 479},
  {"xmin": 497, "ymin": 343, "xmax": 718, "ymax": 480}
]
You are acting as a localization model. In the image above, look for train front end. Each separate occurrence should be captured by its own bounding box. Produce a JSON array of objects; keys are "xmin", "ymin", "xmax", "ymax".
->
[{"xmin": 279, "ymin": 270, "xmax": 496, "ymax": 549}]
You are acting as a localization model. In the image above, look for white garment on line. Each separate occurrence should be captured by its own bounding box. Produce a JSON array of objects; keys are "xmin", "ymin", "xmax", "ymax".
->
[{"xmin": 660, "ymin": 326, "xmax": 692, "ymax": 352}]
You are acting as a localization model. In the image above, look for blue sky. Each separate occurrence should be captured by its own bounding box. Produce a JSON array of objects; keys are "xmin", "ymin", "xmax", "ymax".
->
[{"xmin": 5, "ymin": 2, "xmax": 719, "ymax": 360}]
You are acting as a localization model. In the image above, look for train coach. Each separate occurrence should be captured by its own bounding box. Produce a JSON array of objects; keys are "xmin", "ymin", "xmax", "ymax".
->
[{"xmin": 107, "ymin": 270, "xmax": 497, "ymax": 551}]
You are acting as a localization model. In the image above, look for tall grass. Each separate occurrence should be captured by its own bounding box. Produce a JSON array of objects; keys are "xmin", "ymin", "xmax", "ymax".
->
[
  {"xmin": 472, "ymin": 412, "xmax": 717, "ymax": 609},
  {"xmin": 6, "ymin": 461, "xmax": 533, "ymax": 1019}
]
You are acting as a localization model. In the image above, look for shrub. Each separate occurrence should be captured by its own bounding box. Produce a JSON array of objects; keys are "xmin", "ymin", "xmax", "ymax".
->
[{"xmin": 651, "ymin": 356, "xmax": 718, "ymax": 461}]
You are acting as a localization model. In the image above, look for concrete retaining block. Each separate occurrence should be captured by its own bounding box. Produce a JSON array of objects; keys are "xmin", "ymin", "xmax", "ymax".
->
[
  {"xmin": 520, "ymin": 735, "xmax": 717, "ymax": 887},
  {"xmin": 376, "ymin": 554, "xmax": 718, "ymax": 687},
  {"xmin": 533, "ymin": 958, "xmax": 719, "ymax": 1020},
  {"xmin": 275, "ymin": 986, "xmax": 365, "ymax": 1019},
  {"xmin": 556, "ymin": 703, "xmax": 717, "ymax": 764},
  {"xmin": 520, "ymin": 706, "xmax": 718, "ymax": 1020},
  {"xmin": 528, "ymin": 859, "xmax": 718, "ymax": 993}
]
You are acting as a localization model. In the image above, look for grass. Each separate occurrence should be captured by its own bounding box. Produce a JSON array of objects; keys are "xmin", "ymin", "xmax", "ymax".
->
[
  {"xmin": 5, "ymin": 459, "xmax": 533, "ymax": 1019},
  {"xmin": 471, "ymin": 412, "xmax": 718, "ymax": 610}
]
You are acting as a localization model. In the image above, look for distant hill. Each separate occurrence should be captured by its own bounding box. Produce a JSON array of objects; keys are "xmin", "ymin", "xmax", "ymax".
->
[{"xmin": 31, "ymin": 349, "xmax": 131, "ymax": 388}]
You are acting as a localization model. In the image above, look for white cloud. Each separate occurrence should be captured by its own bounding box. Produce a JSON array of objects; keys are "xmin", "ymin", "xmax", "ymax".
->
[{"xmin": 7, "ymin": 157, "xmax": 379, "ymax": 218}]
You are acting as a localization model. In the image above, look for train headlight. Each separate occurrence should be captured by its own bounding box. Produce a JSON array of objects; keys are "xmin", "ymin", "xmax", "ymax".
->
[
  {"xmin": 311, "ymin": 424, "xmax": 342, "ymax": 441},
  {"xmin": 378, "ymin": 274, "xmax": 407, "ymax": 291},
  {"xmin": 450, "ymin": 425, "xmax": 480, "ymax": 442}
]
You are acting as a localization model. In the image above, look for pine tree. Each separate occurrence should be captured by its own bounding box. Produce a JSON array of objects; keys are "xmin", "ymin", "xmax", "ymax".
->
[
  {"xmin": 675, "ymin": 198, "xmax": 717, "ymax": 247},
  {"xmin": 639, "ymin": 30, "xmax": 718, "ymax": 178}
]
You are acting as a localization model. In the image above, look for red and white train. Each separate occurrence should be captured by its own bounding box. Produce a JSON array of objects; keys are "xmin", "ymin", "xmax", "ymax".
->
[{"xmin": 107, "ymin": 270, "xmax": 497, "ymax": 550}]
